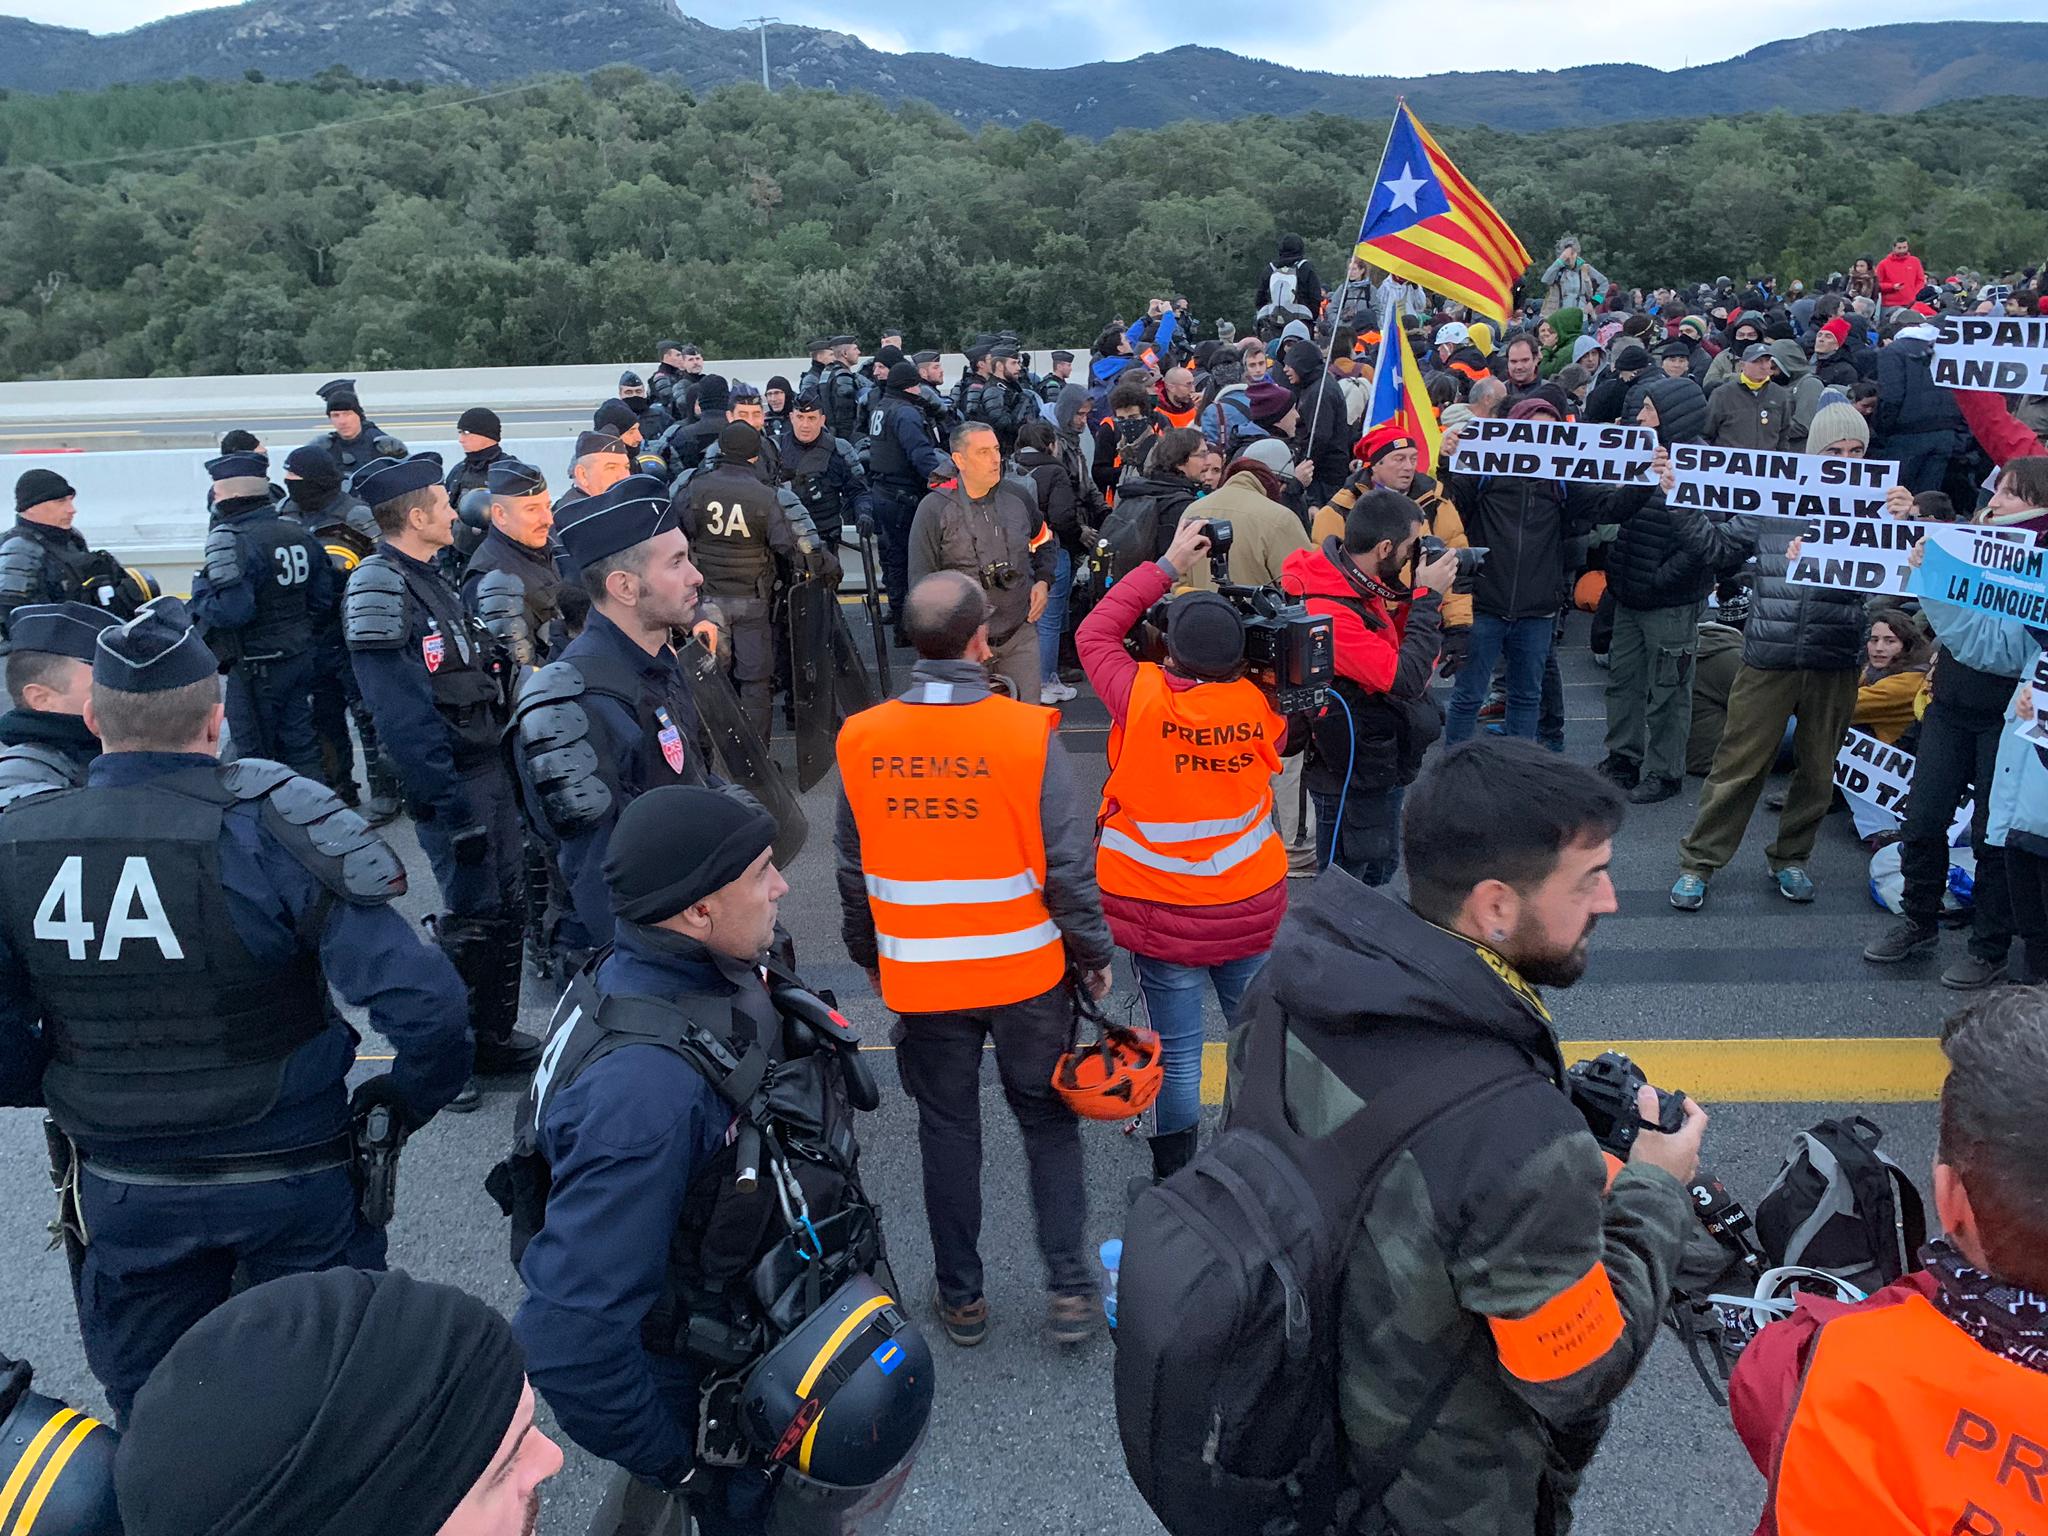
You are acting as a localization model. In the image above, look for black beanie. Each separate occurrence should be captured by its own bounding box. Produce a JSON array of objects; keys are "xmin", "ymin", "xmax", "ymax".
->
[
  {"xmin": 766, "ymin": 374, "xmax": 794, "ymax": 400},
  {"xmin": 456, "ymin": 407, "xmax": 502, "ymax": 440},
  {"xmin": 718, "ymin": 420, "xmax": 762, "ymax": 461},
  {"xmin": 886, "ymin": 361, "xmax": 921, "ymax": 393},
  {"xmin": 605, "ymin": 785, "xmax": 779, "ymax": 922},
  {"xmin": 284, "ymin": 444, "xmax": 342, "ymax": 493},
  {"xmin": 695, "ymin": 374, "xmax": 731, "ymax": 411},
  {"xmin": 1165, "ymin": 591, "xmax": 1245, "ymax": 680},
  {"xmin": 14, "ymin": 467, "xmax": 76, "ymax": 514}
]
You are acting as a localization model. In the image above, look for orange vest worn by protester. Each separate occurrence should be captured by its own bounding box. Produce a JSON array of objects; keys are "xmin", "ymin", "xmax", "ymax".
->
[
  {"xmin": 1097, "ymin": 667, "xmax": 1286, "ymax": 908},
  {"xmin": 837, "ymin": 690, "xmax": 1066, "ymax": 1015},
  {"xmin": 1768, "ymin": 1290, "xmax": 2048, "ymax": 1535}
]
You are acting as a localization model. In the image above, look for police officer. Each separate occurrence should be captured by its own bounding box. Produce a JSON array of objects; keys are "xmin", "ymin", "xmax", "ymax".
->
[
  {"xmin": 311, "ymin": 380, "xmax": 406, "ymax": 485},
  {"xmin": 971, "ymin": 344, "xmax": 1039, "ymax": 457},
  {"xmin": 279, "ymin": 445, "xmax": 399, "ymax": 821},
  {"xmin": 461, "ymin": 457, "xmax": 564, "ymax": 663},
  {"xmin": 866, "ymin": 361, "xmax": 955, "ymax": 638},
  {"xmin": 0, "ymin": 598, "xmax": 474, "ymax": 1421},
  {"xmin": 650, "ymin": 340, "xmax": 705, "ymax": 417},
  {"xmin": 835, "ymin": 571, "xmax": 1116, "ymax": 1346},
  {"xmin": 343, "ymin": 455, "xmax": 541, "ymax": 1080},
  {"xmin": 682, "ymin": 422, "xmax": 829, "ymax": 742},
  {"xmin": 797, "ymin": 336, "xmax": 836, "ymax": 397},
  {"xmin": 593, "ymin": 398, "xmax": 670, "ymax": 481},
  {"xmin": 444, "ymin": 406, "xmax": 510, "ymax": 502},
  {"xmin": 0, "ymin": 603, "xmax": 113, "ymax": 805},
  {"xmin": 553, "ymin": 430, "xmax": 633, "ymax": 535},
  {"xmin": 907, "ymin": 421, "xmax": 1055, "ymax": 699},
  {"xmin": 664, "ymin": 375, "xmax": 734, "ymax": 476},
  {"xmin": 783, "ymin": 388, "xmax": 875, "ymax": 554},
  {"xmin": 822, "ymin": 335, "xmax": 867, "ymax": 444},
  {"xmin": 0, "ymin": 469, "xmax": 151, "ymax": 644},
  {"xmin": 619, "ymin": 368, "xmax": 675, "ymax": 440},
  {"xmin": 1036, "ymin": 349, "xmax": 1076, "ymax": 404},
  {"xmin": 953, "ymin": 341, "xmax": 993, "ymax": 421},
  {"xmin": 510, "ymin": 786, "xmax": 848, "ymax": 1529},
  {"xmin": 190, "ymin": 449, "xmax": 333, "ymax": 781},
  {"xmin": 514, "ymin": 475, "xmax": 712, "ymax": 975}
]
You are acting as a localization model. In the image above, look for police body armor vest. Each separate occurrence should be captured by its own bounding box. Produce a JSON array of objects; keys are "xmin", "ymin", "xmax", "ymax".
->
[
  {"xmin": 466, "ymin": 534, "xmax": 564, "ymax": 659},
  {"xmin": 688, "ymin": 468, "xmax": 779, "ymax": 601},
  {"xmin": 865, "ymin": 398, "xmax": 932, "ymax": 499},
  {"xmin": 0, "ymin": 765, "xmax": 327, "ymax": 1140},
  {"xmin": 822, "ymin": 365, "xmax": 864, "ymax": 442},
  {"xmin": 287, "ymin": 494, "xmax": 377, "ymax": 574},
  {"xmin": 369, "ymin": 553, "xmax": 504, "ymax": 770},
  {"xmin": 495, "ymin": 956, "xmax": 875, "ymax": 1370},
  {"xmin": 224, "ymin": 509, "xmax": 323, "ymax": 657},
  {"xmin": 513, "ymin": 649, "xmax": 701, "ymax": 839},
  {"xmin": 7, "ymin": 526, "xmax": 147, "ymax": 618},
  {"xmin": 785, "ymin": 439, "xmax": 847, "ymax": 534}
]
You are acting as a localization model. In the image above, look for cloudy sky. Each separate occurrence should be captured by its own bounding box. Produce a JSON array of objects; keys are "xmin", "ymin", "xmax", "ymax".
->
[{"xmin": 21, "ymin": 0, "xmax": 2039, "ymax": 73}]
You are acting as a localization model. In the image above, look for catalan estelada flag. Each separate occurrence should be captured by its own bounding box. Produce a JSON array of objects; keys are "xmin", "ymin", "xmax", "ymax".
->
[
  {"xmin": 1364, "ymin": 297, "xmax": 1442, "ymax": 472},
  {"xmin": 1354, "ymin": 100, "xmax": 1530, "ymax": 325}
]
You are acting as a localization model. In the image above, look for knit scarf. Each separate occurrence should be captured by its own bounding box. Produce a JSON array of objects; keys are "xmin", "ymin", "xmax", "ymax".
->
[
  {"xmin": 1926, "ymin": 1238, "xmax": 2048, "ymax": 1375},
  {"xmin": 1739, "ymin": 371, "xmax": 1770, "ymax": 392}
]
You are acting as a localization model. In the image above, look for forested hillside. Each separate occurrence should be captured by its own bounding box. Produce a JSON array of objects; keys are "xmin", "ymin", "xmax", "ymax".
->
[{"xmin": 1, "ymin": 73, "xmax": 2044, "ymax": 382}]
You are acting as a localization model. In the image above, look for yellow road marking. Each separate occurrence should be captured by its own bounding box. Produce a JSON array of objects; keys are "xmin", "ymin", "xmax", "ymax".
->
[{"xmin": 367, "ymin": 1036, "xmax": 1948, "ymax": 1104}]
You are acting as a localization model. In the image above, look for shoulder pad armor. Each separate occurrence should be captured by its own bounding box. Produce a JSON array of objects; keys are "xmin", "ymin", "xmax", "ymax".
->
[
  {"xmin": 474, "ymin": 568, "xmax": 531, "ymax": 664},
  {"xmin": 0, "ymin": 536, "xmax": 42, "ymax": 602},
  {"xmin": 223, "ymin": 760, "xmax": 406, "ymax": 904},
  {"xmin": 832, "ymin": 438, "xmax": 863, "ymax": 474},
  {"xmin": 0, "ymin": 743, "xmax": 82, "ymax": 811},
  {"xmin": 514, "ymin": 661, "xmax": 613, "ymax": 836},
  {"xmin": 344, "ymin": 500, "xmax": 381, "ymax": 545},
  {"xmin": 343, "ymin": 557, "xmax": 408, "ymax": 650},
  {"xmin": 202, "ymin": 524, "xmax": 243, "ymax": 587}
]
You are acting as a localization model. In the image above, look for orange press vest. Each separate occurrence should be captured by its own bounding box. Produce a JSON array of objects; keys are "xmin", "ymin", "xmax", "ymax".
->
[
  {"xmin": 836, "ymin": 691, "xmax": 1066, "ymax": 1014},
  {"xmin": 1770, "ymin": 1291, "xmax": 2048, "ymax": 1535},
  {"xmin": 1096, "ymin": 667, "xmax": 1286, "ymax": 908}
]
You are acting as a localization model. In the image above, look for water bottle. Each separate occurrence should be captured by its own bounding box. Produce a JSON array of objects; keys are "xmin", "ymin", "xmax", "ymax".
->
[{"xmin": 1099, "ymin": 1237, "xmax": 1123, "ymax": 1329}]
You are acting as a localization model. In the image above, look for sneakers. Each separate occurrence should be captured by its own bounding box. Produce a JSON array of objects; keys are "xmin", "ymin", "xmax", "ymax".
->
[
  {"xmin": 444, "ymin": 1076, "xmax": 482, "ymax": 1113},
  {"xmin": 1477, "ymin": 690, "xmax": 1507, "ymax": 723},
  {"xmin": 1598, "ymin": 755, "xmax": 1641, "ymax": 790},
  {"xmin": 1669, "ymin": 873, "xmax": 1707, "ymax": 911},
  {"xmin": 1039, "ymin": 679, "xmax": 1078, "ymax": 704},
  {"xmin": 932, "ymin": 1285, "xmax": 990, "ymax": 1348},
  {"xmin": 1942, "ymin": 954, "xmax": 2006, "ymax": 990},
  {"xmin": 1773, "ymin": 867, "xmax": 1816, "ymax": 903},
  {"xmin": 1864, "ymin": 918, "xmax": 1938, "ymax": 964},
  {"xmin": 1591, "ymin": 651, "xmax": 1611, "ymax": 669},
  {"xmin": 1628, "ymin": 775, "xmax": 1681, "ymax": 804},
  {"xmin": 1046, "ymin": 1290, "xmax": 1100, "ymax": 1347}
]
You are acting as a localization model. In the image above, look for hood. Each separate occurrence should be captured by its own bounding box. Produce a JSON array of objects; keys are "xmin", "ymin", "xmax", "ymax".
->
[
  {"xmin": 1641, "ymin": 374, "xmax": 1710, "ymax": 446},
  {"xmin": 1547, "ymin": 308, "xmax": 1585, "ymax": 347},
  {"xmin": 1769, "ymin": 338, "xmax": 1810, "ymax": 383},
  {"xmin": 1468, "ymin": 321, "xmax": 1496, "ymax": 357},
  {"xmin": 1280, "ymin": 339, "xmax": 1325, "ymax": 390},
  {"xmin": 1091, "ymin": 354, "xmax": 1133, "ymax": 388},
  {"xmin": 1260, "ymin": 873, "xmax": 1563, "ymax": 1064},
  {"xmin": 1054, "ymin": 381, "xmax": 1091, "ymax": 438}
]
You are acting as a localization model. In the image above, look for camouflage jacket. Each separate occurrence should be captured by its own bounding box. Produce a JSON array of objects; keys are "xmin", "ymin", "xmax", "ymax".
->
[{"xmin": 1227, "ymin": 874, "xmax": 1692, "ymax": 1536}]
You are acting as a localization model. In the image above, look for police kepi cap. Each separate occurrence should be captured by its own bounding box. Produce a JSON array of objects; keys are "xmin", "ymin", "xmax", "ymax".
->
[
  {"xmin": 605, "ymin": 784, "xmax": 779, "ymax": 923},
  {"xmin": 1050, "ymin": 349, "xmax": 1075, "ymax": 364},
  {"xmin": 6, "ymin": 602, "xmax": 117, "ymax": 661},
  {"xmin": 572, "ymin": 430, "xmax": 631, "ymax": 460},
  {"xmin": 314, "ymin": 378, "xmax": 358, "ymax": 405},
  {"xmin": 352, "ymin": 454, "xmax": 445, "ymax": 510},
  {"xmin": 94, "ymin": 597, "xmax": 217, "ymax": 693},
  {"xmin": 14, "ymin": 467, "xmax": 75, "ymax": 513},
  {"xmin": 808, "ymin": 336, "xmax": 836, "ymax": 355},
  {"xmin": 554, "ymin": 474, "xmax": 676, "ymax": 570},
  {"xmin": 204, "ymin": 451, "xmax": 269, "ymax": 481},
  {"xmin": 791, "ymin": 389, "xmax": 825, "ymax": 414},
  {"xmin": 1165, "ymin": 590, "xmax": 1245, "ymax": 681},
  {"xmin": 485, "ymin": 456, "xmax": 548, "ymax": 497}
]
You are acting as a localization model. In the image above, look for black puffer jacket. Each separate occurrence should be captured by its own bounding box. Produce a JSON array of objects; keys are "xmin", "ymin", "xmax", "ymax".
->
[
  {"xmin": 1436, "ymin": 463, "xmax": 1613, "ymax": 621},
  {"xmin": 1875, "ymin": 335, "xmax": 1964, "ymax": 442},
  {"xmin": 1677, "ymin": 510, "xmax": 1863, "ymax": 672},
  {"xmin": 1605, "ymin": 376, "xmax": 1726, "ymax": 611}
]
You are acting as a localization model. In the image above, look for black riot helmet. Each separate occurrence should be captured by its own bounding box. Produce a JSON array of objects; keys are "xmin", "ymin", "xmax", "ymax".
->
[{"xmin": 0, "ymin": 1356, "xmax": 122, "ymax": 1536}]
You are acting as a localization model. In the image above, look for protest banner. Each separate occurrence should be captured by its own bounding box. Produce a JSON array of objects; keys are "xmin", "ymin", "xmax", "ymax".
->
[
  {"xmin": 1668, "ymin": 444, "xmax": 1899, "ymax": 522},
  {"xmin": 1912, "ymin": 527, "xmax": 2048, "ymax": 628},
  {"xmin": 1786, "ymin": 517, "xmax": 2029, "ymax": 597},
  {"xmin": 1448, "ymin": 418, "xmax": 1656, "ymax": 485},
  {"xmin": 1835, "ymin": 728, "xmax": 1973, "ymax": 835},
  {"xmin": 1930, "ymin": 314, "xmax": 2048, "ymax": 395},
  {"xmin": 2020, "ymin": 651, "xmax": 2048, "ymax": 751}
]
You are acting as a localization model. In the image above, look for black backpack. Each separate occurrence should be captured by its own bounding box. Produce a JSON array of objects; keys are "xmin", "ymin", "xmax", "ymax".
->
[
  {"xmin": 1113, "ymin": 1015, "xmax": 1529, "ymax": 1536},
  {"xmin": 1098, "ymin": 488, "xmax": 1169, "ymax": 583},
  {"xmin": 1754, "ymin": 1114, "xmax": 1927, "ymax": 1297}
]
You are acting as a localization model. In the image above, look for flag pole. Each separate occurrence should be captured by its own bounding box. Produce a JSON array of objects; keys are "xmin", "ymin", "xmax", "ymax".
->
[{"xmin": 1301, "ymin": 97, "xmax": 1408, "ymax": 477}]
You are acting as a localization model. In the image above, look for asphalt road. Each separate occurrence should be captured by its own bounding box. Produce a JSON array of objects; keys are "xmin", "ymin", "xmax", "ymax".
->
[
  {"xmin": 0, "ymin": 623, "xmax": 1961, "ymax": 1536},
  {"xmin": 0, "ymin": 405, "xmax": 608, "ymax": 454}
]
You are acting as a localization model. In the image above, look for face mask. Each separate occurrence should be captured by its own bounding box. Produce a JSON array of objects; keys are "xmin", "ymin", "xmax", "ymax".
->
[{"xmin": 1116, "ymin": 419, "xmax": 1150, "ymax": 444}]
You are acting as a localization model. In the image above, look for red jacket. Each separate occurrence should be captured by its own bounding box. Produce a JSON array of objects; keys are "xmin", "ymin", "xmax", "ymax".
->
[
  {"xmin": 1875, "ymin": 251, "xmax": 1926, "ymax": 308},
  {"xmin": 1954, "ymin": 388, "xmax": 2046, "ymax": 467},
  {"xmin": 1278, "ymin": 544, "xmax": 1428, "ymax": 693},
  {"xmin": 1076, "ymin": 557, "xmax": 1287, "ymax": 964},
  {"xmin": 1727, "ymin": 1271, "xmax": 1937, "ymax": 1536}
]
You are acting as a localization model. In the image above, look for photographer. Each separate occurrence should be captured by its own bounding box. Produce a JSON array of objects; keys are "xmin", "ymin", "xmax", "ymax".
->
[
  {"xmin": 907, "ymin": 421, "xmax": 1055, "ymax": 699},
  {"xmin": 1282, "ymin": 488, "xmax": 1460, "ymax": 885},
  {"xmin": 1077, "ymin": 516, "xmax": 1294, "ymax": 1183},
  {"xmin": 1227, "ymin": 739, "xmax": 1702, "ymax": 1533}
]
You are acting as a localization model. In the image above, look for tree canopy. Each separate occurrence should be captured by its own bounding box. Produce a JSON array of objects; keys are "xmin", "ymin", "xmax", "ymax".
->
[{"xmin": 2, "ymin": 71, "xmax": 2044, "ymax": 381}]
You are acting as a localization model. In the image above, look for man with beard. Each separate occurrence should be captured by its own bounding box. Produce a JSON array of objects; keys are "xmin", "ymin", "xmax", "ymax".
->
[
  {"xmin": 312, "ymin": 380, "xmax": 405, "ymax": 486},
  {"xmin": 114, "ymin": 1267, "xmax": 561, "ymax": 1536},
  {"xmin": 1223, "ymin": 738, "xmax": 1704, "ymax": 1534}
]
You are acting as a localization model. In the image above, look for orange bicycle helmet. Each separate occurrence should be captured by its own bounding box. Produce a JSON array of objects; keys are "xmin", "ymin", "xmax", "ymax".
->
[{"xmin": 1052, "ymin": 980, "xmax": 1163, "ymax": 1120}]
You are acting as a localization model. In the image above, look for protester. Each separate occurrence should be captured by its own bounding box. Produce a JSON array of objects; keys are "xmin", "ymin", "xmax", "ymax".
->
[
  {"xmin": 1875, "ymin": 235, "xmax": 1927, "ymax": 308},
  {"xmin": 1853, "ymin": 609, "xmax": 1932, "ymax": 746}
]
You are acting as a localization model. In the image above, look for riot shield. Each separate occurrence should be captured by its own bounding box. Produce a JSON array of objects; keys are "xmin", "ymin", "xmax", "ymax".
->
[
  {"xmin": 854, "ymin": 514, "xmax": 893, "ymax": 696},
  {"xmin": 681, "ymin": 637, "xmax": 810, "ymax": 867},
  {"xmin": 785, "ymin": 576, "xmax": 838, "ymax": 792},
  {"xmin": 827, "ymin": 603, "xmax": 878, "ymax": 722}
]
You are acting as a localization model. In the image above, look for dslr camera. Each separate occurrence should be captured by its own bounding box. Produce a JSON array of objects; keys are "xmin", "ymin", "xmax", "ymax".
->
[
  {"xmin": 1417, "ymin": 534, "xmax": 1488, "ymax": 595},
  {"xmin": 979, "ymin": 560, "xmax": 1022, "ymax": 592},
  {"xmin": 1203, "ymin": 520, "xmax": 1335, "ymax": 716},
  {"xmin": 1565, "ymin": 1050, "xmax": 1687, "ymax": 1158}
]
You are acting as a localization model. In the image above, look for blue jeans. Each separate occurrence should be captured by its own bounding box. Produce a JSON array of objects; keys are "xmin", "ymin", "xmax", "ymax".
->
[
  {"xmin": 1130, "ymin": 951, "xmax": 1267, "ymax": 1136},
  {"xmin": 1446, "ymin": 615, "xmax": 1554, "ymax": 742},
  {"xmin": 1309, "ymin": 785, "xmax": 1404, "ymax": 886},
  {"xmin": 1036, "ymin": 545, "xmax": 1073, "ymax": 683}
]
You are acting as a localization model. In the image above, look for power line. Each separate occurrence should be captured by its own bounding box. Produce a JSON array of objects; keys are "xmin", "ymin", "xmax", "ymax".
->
[
  {"xmin": 1, "ymin": 77, "xmax": 554, "ymax": 175},
  {"xmin": 743, "ymin": 16, "xmax": 779, "ymax": 92}
]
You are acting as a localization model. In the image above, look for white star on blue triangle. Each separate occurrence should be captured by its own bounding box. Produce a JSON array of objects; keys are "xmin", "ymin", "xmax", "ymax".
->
[{"xmin": 1355, "ymin": 107, "xmax": 1453, "ymax": 243}]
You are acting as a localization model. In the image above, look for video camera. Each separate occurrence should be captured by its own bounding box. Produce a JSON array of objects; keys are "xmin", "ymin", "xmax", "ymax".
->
[
  {"xmin": 1417, "ymin": 534, "xmax": 1487, "ymax": 595},
  {"xmin": 1203, "ymin": 520, "xmax": 1335, "ymax": 716}
]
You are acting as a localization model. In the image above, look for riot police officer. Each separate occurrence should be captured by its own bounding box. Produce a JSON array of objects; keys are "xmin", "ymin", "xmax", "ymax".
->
[
  {"xmin": 664, "ymin": 375, "xmax": 734, "ymax": 476},
  {"xmin": 189, "ymin": 450, "xmax": 334, "ymax": 781},
  {"xmin": 444, "ymin": 407, "xmax": 509, "ymax": 501},
  {"xmin": 552, "ymin": 430, "xmax": 634, "ymax": 543},
  {"xmin": 970, "ymin": 344, "xmax": 1040, "ymax": 457},
  {"xmin": 0, "ymin": 598, "xmax": 473, "ymax": 1421},
  {"xmin": 0, "ymin": 470, "xmax": 151, "ymax": 644},
  {"xmin": 279, "ymin": 445, "xmax": 399, "ymax": 821},
  {"xmin": 866, "ymin": 362, "xmax": 955, "ymax": 637},
  {"xmin": 311, "ymin": 380, "xmax": 406, "ymax": 485},
  {"xmin": 783, "ymin": 388, "xmax": 875, "ymax": 554},
  {"xmin": 461, "ymin": 457, "xmax": 564, "ymax": 664},
  {"xmin": 682, "ymin": 423, "xmax": 829, "ymax": 741},
  {"xmin": 620, "ymin": 369, "xmax": 675, "ymax": 440},
  {"xmin": 1036, "ymin": 348, "xmax": 1076, "ymax": 404},
  {"xmin": 513, "ymin": 476, "xmax": 712, "ymax": 965},
  {"xmin": 343, "ymin": 455, "xmax": 541, "ymax": 1080},
  {"xmin": 824, "ymin": 335, "xmax": 867, "ymax": 443},
  {"xmin": 0, "ymin": 603, "xmax": 113, "ymax": 806},
  {"xmin": 507, "ymin": 785, "xmax": 923, "ymax": 1534}
]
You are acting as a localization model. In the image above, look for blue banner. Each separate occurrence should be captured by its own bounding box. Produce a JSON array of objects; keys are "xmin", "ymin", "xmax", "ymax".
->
[{"xmin": 1910, "ymin": 528, "xmax": 2048, "ymax": 628}]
